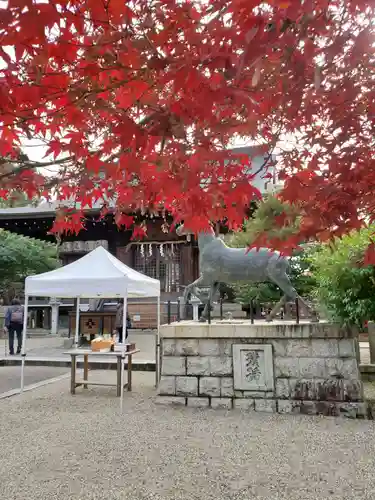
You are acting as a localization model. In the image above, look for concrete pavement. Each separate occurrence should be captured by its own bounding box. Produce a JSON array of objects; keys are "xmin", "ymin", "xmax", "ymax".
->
[
  {"xmin": 0, "ymin": 331, "xmax": 157, "ymax": 364},
  {"xmin": 0, "ymin": 330, "xmax": 156, "ymax": 396},
  {"xmin": 0, "ymin": 366, "xmax": 69, "ymax": 396}
]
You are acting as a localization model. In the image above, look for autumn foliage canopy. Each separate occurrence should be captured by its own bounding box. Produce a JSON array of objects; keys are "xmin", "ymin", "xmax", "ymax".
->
[{"xmin": 0, "ymin": 0, "xmax": 374, "ymax": 253}]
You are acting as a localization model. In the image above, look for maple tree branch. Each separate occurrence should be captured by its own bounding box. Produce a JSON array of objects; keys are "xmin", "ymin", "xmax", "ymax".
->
[
  {"xmin": 0, "ymin": 156, "xmax": 75, "ymax": 182},
  {"xmin": 251, "ymin": 152, "xmax": 274, "ymax": 179},
  {"xmin": 0, "ymin": 156, "xmax": 74, "ymax": 168}
]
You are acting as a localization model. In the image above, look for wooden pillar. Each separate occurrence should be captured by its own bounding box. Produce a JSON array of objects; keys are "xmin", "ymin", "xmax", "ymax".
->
[
  {"xmin": 43, "ymin": 307, "xmax": 51, "ymax": 329},
  {"xmin": 192, "ymin": 247, "xmax": 199, "ymax": 280},
  {"xmin": 36, "ymin": 309, "xmax": 43, "ymax": 328},
  {"xmin": 181, "ymin": 245, "xmax": 194, "ymax": 286}
]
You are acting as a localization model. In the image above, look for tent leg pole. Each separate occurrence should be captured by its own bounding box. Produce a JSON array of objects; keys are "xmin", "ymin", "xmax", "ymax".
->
[
  {"xmin": 20, "ymin": 295, "xmax": 29, "ymax": 393},
  {"xmin": 120, "ymin": 355, "xmax": 125, "ymax": 412},
  {"xmin": 156, "ymin": 296, "xmax": 160, "ymax": 388},
  {"xmin": 155, "ymin": 341, "xmax": 158, "ymax": 388},
  {"xmin": 74, "ymin": 297, "xmax": 80, "ymax": 348},
  {"xmin": 74, "ymin": 298, "xmax": 81, "ymax": 381},
  {"xmin": 120, "ymin": 291, "xmax": 128, "ymax": 411}
]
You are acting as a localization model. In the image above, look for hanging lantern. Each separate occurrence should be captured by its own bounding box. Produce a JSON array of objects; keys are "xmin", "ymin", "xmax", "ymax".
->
[
  {"xmin": 160, "ymin": 243, "xmax": 164, "ymax": 257},
  {"xmin": 140, "ymin": 244, "xmax": 144, "ymax": 257},
  {"xmin": 149, "ymin": 244, "xmax": 152, "ymax": 256}
]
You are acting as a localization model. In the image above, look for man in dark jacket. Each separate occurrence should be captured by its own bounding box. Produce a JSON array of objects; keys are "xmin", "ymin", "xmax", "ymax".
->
[
  {"xmin": 5, "ymin": 298, "xmax": 24, "ymax": 355},
  {"xmin": 115, "ymin": 299, "xmax": 132, "ymax": 343}
]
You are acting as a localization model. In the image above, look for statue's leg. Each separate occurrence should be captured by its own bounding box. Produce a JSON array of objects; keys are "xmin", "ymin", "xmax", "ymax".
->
[
  {"xmin": 266, "ymin": 295, "xmax": 287, "ymax": 322},
  {"xmin": 200, "ymin": 281, "xmax": 219, "ymax": 322},
  {"xmin": 182, "ymin": 276, "xmax": 205, "ymax": 319},
  {"xmin": 295, "ymin": 294, "xmax": 319, "ymax": 322},
  {"xmin": 183, "ymin": 276, "xmax": 205, "ymax": 301},
  {"xmin": 267, "ymin": 263, "xmax": 318, "ymax": 322}
]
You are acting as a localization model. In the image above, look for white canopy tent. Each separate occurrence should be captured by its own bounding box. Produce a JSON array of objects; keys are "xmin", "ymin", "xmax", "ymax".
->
[{"xmin": 22, "ymin": 246, "xmax": 161, "ymax": 404}]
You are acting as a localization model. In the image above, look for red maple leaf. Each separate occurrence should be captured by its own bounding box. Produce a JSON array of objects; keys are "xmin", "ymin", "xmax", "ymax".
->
[
  {"xmin": 115, "ymin": 213, "xmax": 134, "ymax": 229},
  {"xmin": 0, "ymin": 0, "xmax": 373, "ymax": 251},
  {"xmin": 131, "ymin": 224, "xmax": 147, "ymax": 240},
  {"xmin": 44, "ymin": 140, "xmax": 62, "ymax": 160}
]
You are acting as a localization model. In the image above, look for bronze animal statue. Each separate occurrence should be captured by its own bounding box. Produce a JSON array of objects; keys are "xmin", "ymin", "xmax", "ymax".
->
[{"xmin": 176, "ymin": 224, "xmax": 316, "ymax": 322}]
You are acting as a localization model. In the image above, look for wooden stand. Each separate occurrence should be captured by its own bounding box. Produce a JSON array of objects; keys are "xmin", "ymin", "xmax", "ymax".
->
[{"xmin": 65, "ymin": 349, "xmax": 139, "ymax": 396}]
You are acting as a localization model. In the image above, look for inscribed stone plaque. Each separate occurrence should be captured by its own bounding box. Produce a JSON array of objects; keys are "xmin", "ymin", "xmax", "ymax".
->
[{"xmin": 233, "ymin": 344, "xmax": 274, "ymax": 391}]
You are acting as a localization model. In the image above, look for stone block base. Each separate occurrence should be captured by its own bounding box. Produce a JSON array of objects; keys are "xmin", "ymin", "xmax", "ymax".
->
[
  {"xmin": 158, "ymin": 321, "xmax": 366, "ymax": 418},
  {"xmin": 155, "ymin": 396, "xmax": 367, "ymax": 418}
]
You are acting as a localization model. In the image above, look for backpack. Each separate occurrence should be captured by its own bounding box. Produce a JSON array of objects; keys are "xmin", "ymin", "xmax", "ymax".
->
[{"xmin": 10, "ymin": 307, "xmax": 23, "ymax": 324}]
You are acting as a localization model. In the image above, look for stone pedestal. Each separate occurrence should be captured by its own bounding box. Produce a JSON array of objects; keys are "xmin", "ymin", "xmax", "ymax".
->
[
  {"xmin": 190, "ymin": 297, "xmax": 201, "ymax": 322},
  {"xmin": 157, "ymin": 320, "xmax": 366, "ymax": 417},
  {"xmin": 49, "ymin": 298, "xmax": 61, "ymax": 335}
]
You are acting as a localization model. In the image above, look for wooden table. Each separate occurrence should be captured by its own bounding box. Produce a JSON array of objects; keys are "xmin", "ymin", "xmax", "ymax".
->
[{"xmin": 64, "ymin": 349, "xmax": 140, "ymax": 396}]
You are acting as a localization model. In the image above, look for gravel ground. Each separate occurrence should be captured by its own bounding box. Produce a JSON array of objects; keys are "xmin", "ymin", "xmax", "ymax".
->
[{"xmin": 1, "ymin": 372, "xmax": 375, "ymax": 500}]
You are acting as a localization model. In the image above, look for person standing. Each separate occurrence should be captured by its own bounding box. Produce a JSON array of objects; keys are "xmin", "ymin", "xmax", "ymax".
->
[
  {"xmin": 5, "ymin": 298, "xmax": 24, "ymax": 355},
  {"xmin": 115, "ymin": 299, "xmax": 131, "ymax": 343}
]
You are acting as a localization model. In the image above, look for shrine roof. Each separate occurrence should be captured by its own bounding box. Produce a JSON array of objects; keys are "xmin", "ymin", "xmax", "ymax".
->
[
  {"xmin": 0, "ymin": 199, "xmax": 111, "ymax": 219},
  {"xmin": 0, "ymin": 147, "xmax": 278, "ymax": 219}
]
